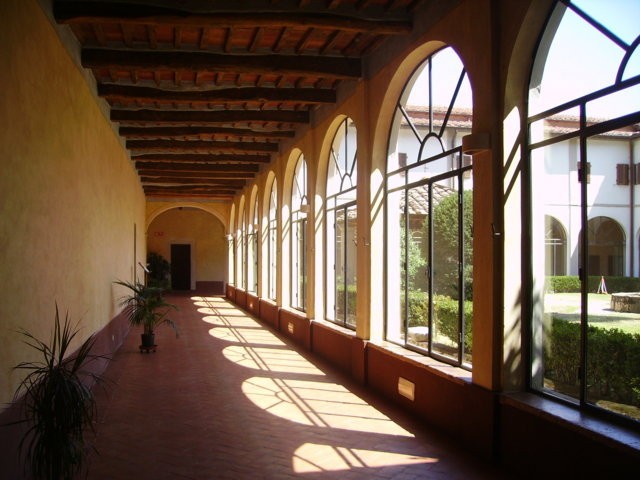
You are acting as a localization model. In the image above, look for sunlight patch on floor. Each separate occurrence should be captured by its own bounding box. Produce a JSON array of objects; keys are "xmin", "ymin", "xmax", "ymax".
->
[
  {"xmin": 209, "ymin": 326, "xmax": 286, "ymax": 346},
  {"xmin": 225, "ymin": 345, "xmax": 324, "ymax": 374},
  {"xmin": 242, "ymin": 376, "xmax": 415, "ymax": 435},
  {"xmin": 292, "ymin": 443, "xmax": 438, "ymax": 473}
]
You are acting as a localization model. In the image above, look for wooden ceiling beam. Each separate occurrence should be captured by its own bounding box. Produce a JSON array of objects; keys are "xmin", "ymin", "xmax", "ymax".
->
[
  {"xmin": 140, "ymin": 177, "xmax": 246, "ymax": 187},
  {"xmin": 138, "ymin": 169, "xmax": 254, "ymax": 179},
  {"xmin": 135, "ymin": 161, "xmax": 260, "ymax": 173},
  {"xmin": 111, "ymin": 109, "xmax": 309, "ymax": 124},
  {"xmin": 82, "ymin": 49, "xmax": 362, "ymax": 79},
  {"xmin": 54, "ymin": 3, "xmax": 412, "ymax": 35},
  {"xmin": 99, "ymin": 84, "xmax": 336, "ymax": 105},
  {"xmin": 144, "ymin": 185, "xmax": 238, "ymax": 193},
  {"xmin": 133, "ymin": 153, "xmax": 271, "ymax": 163},
  {"xmin": 127, "ymin": 139, "xmax": 279, "ymax": 153},
  {"xmin": 119, "ymin": 125, "xmax": 295, "ymax": 139}
]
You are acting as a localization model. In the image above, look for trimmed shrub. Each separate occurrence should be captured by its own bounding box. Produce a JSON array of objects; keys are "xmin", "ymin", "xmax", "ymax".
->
[
  {"xmin": 433, "ymin": 295, "xmax": 473, "ymax": 353},
  {"xmin": 546, "ymin": 276, "xmax": 640, "ymax": 294},
  {"xmin": 407, "ymin": 291, "xmax": 429, "ymax": 328},
  {"xmin": 545, "ymin": 318, "xmax": 640, "ymax": 406},
  {"xmin": 335, "ymin": 284, "xmax": 357, "ymax": 319}
]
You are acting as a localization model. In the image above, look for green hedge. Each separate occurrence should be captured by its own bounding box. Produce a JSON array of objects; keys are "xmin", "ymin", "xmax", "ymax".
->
[
  {"xmin": 335, "ymin": 284, "xmax": 357, "ymax": 317},
  {"xmin": 402, "ymin": 291, "xmax": 473, "ymax": 353},
  {"xmin": 546, "ymin": 276, "xmax": 640, "ymax": 293},
  {"xmin": 434, "ymin": 295, "xmax": 473, "ymax": 353},
  {"xmin": 545, "ymin": 318, "xmax": 640, "ymax": 406}
]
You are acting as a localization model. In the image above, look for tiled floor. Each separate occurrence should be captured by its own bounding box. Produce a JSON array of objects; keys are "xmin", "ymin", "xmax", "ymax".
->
[{"xmin": 87, "ymin": 295, "xmax": 511, "ymax": 479}]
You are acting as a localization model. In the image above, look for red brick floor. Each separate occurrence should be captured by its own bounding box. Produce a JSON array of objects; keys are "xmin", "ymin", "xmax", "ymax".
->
[{"xmin": 87, "ymin": 295, "xmax": 511, "ymax": 479}]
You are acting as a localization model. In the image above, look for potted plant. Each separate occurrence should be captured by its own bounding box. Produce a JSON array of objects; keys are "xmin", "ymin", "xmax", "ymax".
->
[
  {"xmin": 147, "ymin": 251, "xmax": 171, "ymax": 289},
  {"xmin": 11, "ymin": 305, "xmax": 105, "ymax": 480},
  {"xmin": 115, "ymin": 280, "xmax": 178, "ymax": 349}
]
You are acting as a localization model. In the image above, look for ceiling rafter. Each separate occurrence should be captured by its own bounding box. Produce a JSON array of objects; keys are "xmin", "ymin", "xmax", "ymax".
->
[
  {"xmin": 54, "ymin": 3, "xmax": 413, "ymax": 35},
  {"xmin": 82, "ymin": 49, "xmax": 362, "ymax": 79},
  {"xmin": 119, "ymin": 126, "xmax": 296, "ymax": 139},
  {"xmin": 127, "ymin": 139, "xmax": 279, "ymax": 153},
  {"xmin": 133, "ymin": 153, "xmax": 271, "ymax": 164},
  {"xmin": 52, "ymin": 0, "xmax": 425, "ymax": 200},
  {"xmin": 111, "ymin": 109, "xmax": 310, "ymax": 125},
  {"xmin": 98, "ymin": 84, "xmax": 336, "ymax": 105}
]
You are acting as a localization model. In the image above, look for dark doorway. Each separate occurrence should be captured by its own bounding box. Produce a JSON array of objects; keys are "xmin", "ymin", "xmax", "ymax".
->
[{"xmin": 171, "ymin": 244, "xmax": 191, "ymax": 290}]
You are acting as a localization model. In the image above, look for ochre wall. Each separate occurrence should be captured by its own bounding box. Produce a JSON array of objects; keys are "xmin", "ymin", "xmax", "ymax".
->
[
  {"xmin": 0, "ymin": 0, "xmax": 146, "ymax": 408},
  {"xmin": 147, "ymin": 207, "xmax": 226, "ymax": 287}
]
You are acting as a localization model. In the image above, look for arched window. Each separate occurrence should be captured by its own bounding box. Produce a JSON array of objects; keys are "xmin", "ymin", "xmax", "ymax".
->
[
  {"xmin": 545, "ymin": 216, "xmax": 567, "ymax": 276},
  {"xmin": 237, "ymin": 198, "xmax": 245, "ymax": 290},
  {"xmin": 528, "ymin": 0, "xmax": 640, "ymax": 423},
  {"xmin": 268, "ymin": 179, "xmax": 278, "ymax": 301},
  {"xmin": 325, "ymin": 118, "xmax": 358, "ymax": 328},
  {"xmin": 385, "ymin": 46, "xmax": 473, "ymax": 367},
  {"xmin": 291, "ymin": 154, "xmax": 308, "ymax": 310},
  {"xmin": 248, "ymin": 194, "xmax": 259, "ymax": 294},
  {"xmin": 228, "ymin": 204, "xmax": 236, "ymax": 286}
]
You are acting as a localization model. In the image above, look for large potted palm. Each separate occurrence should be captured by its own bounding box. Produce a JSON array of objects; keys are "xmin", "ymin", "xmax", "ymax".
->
[
  {"xmin": 115, "ymin": 280, "xmax": 178, "ymax": 351},
  {"xmin": 11, "ymin": 306, "xmax": 105, "ymax": 479}
]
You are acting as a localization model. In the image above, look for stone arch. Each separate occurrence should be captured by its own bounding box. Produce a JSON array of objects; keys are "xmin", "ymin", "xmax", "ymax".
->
[{"xmin": 146, "ymin": 202, "xmax": 228, "ymax": 232}]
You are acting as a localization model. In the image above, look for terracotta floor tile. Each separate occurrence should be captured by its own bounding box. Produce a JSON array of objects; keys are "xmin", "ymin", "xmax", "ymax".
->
[{"xmin": 86, "ymin": 294, "xmax": 512, "ymax": 479}]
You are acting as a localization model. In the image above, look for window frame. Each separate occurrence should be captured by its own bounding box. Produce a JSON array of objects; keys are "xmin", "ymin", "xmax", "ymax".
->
[
  {"xmin": 267, "ymin": 179, "xmax": 278, "ymax": 301},
  {"xmin": 525, "ymin": 0, "xmax": 640, "ymax": 425},
  {"xmin": 383, "ymin": 46, "xmax": 474, "ymax": 369},
  {"xmin": 290, "ymin": 154, "xmax": 308, "ymax": 311},
  {"xmin": 325, "ymin": 117, "xmax": 358, "ymax": 329}
]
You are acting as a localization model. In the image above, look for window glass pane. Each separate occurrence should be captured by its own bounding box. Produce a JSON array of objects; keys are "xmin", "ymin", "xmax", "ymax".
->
[
  {"xmin": 573, "ymin": 0, "xmax": 640, "ymax": 45},
  {"xmin": 405, "ymin": 186, "xmax": 429, "ymax": 349},
  {"xmin": 335, "ymin": 209, "xmax": 346, "ymax": 323},
  {"xmin": 345, "ymin": 204, "xmax": 358, "ymax": 328},
  {"xmin": 529, "ymin": 106, "xmax": 581, "ymax": 145},
  {"xmin": 326, "ymin": 208, "xmax": 337, "ymax": 321},
  {"xmin": 531, "ymin": 139, "xmax": 581, "ymax": 402},
  {"xmin": 268, "ymin": 181, "xmax": 277, "ymax": 300},
  {"xmin": 432, "ymin": 179, "xmax": 460, "ymax": 360},
  {"xmin": 584, "ymin": 133, "xmax": 640, "ymax": 420},
  {"xmin": 386, "ymin": 189, "xmax": 405, "ymax": 344},
  {"xmin": 587, "ymin": 83, "xmax": 640, "ymax": 121},
  {"xmin": 529, "ymin": 5, "xmax": 625, "ymax": 115},
  {"xmin": 291, "ymin": 156, "xmax": 307, "ymax": 310},
  {"xmin": 462, "ymin": 171, "xmax": 473, "ymax": 365},
  {"xmin": 622, "ymin": 47, "xmax": 640, "ymax": 81}
]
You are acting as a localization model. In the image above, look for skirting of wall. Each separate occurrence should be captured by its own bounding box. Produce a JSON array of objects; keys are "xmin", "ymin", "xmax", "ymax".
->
[{"xmin": 195, "ymin": 281, "xmax": 224, "ymax": 295}]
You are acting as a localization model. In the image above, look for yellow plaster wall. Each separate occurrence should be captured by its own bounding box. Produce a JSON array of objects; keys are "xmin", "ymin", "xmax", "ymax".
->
[
  {"xmin": 147, "ymin": 208, "xmax": 226, "ymax": 286},
  {"xmin": 0, "ymin": 0, "xmax": 146, "ymax": 408}
]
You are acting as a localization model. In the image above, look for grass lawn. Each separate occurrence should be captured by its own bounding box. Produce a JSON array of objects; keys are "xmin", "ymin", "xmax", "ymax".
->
[{"xmin": 544, "ymin": 292, "xmax": 640, "ymax": 334}]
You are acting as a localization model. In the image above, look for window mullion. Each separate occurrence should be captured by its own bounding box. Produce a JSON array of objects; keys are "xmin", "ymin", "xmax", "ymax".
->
[{"xmin": 579, "ymin": 103, "xmax": 589, "ymax": 407}]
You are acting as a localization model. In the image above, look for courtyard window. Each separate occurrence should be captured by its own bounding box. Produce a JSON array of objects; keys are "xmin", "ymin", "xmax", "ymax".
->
[
  {"xmin": 528, "ymin": 0, "xmax": 640, "ymax": 423},
  {"xmin": 291, "ymin": 154, "xmax": 308, "ymax": 311},
  {"xmin": 248, "ymin": 195, "xmax": 259, "ymax": 294},
  {"xmin": 268, "ymin": 179, "xmax": 278, "ymax": 301},
  {"xmin": 325, "ymin": 118, "xmax": 358, "ymax": 328},
  {"xmin": 385, "ymin": 46, "xmax": 474, "ymax": 367}
]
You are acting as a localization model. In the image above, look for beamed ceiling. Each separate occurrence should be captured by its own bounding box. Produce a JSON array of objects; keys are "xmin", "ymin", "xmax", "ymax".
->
[{"xmin": 53, "ymin": 0, "xmax": 430, "ymax": 200}]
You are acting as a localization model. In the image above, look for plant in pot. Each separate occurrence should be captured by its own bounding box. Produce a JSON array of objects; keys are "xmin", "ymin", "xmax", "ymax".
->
[
  {"xmin": 147, "ymin": 251, "xmax": 171, "ymax": 290},
  {"xmin": 115, "ymin": 280, "xmax": 178, "ymax": 349},
  {"xmin": 11, "ymin": 305, "xmax": 106, "ymax": 480}
]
